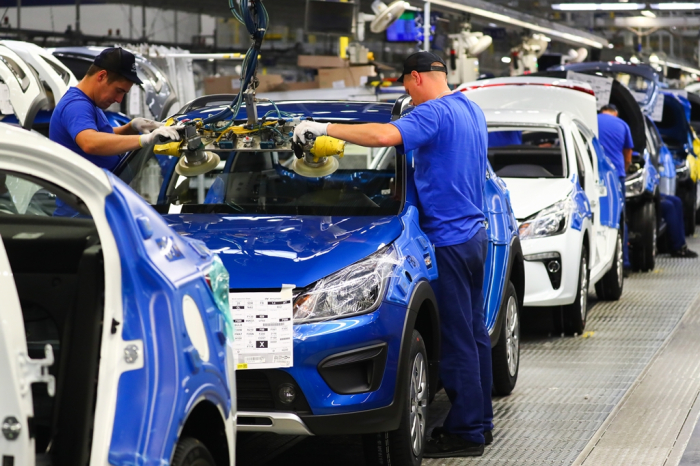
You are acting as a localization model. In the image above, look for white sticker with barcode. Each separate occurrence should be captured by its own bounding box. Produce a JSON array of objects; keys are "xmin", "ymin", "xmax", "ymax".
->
[{"xmin": 230, "ymin": 285, "xmax": 294, "ymax": 369}]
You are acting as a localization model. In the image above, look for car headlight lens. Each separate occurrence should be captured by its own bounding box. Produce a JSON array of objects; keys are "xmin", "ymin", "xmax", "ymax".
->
[
  {"xmin": 206, "ymin": 255, "xmax": 234, "ymax": 340},
  {"xmin": 625, "ymin": 170, "xmax": 645, "ymax": 198},
  {"xmin": 518, "ymin": 197, "xmax": 575, "ymax": 240},
  {"xmin": 293, "ymin": 246, "xmax": 398, "ymax": 323}
]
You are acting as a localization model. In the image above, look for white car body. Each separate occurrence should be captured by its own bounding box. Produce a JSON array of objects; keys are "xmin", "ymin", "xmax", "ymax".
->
[
  {"xmin": 461, "ymin": 78, "xmax": 624, "ymax": 310},
  {"xmin": 0, "ymin": 124, "xmax": 236, "ymax": 465},
  {"xmin": 0, "ymin": 44, "xmax": 48, "ymax": 128}
]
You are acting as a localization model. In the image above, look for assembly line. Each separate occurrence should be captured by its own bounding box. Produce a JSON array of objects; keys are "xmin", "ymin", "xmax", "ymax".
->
[{"xmin": 4, "ymin": 0, "xmax": 700, "ymax": 465}]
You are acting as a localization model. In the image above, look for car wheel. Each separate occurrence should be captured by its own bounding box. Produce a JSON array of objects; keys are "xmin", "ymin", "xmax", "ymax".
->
[
  {"xmin": 363, "ymin": 330, "xmax": 428, "ymax": 466},
  {"xmin": 629, "ymin": 201, "xmax": 656, "ymax": 272},
  {"xmin": 171, "ymin": 437, "xmax": 216, "ymax": 466},
  {"xmin": 491, "ymin": 281, "xmax": 520, "ymax": 396},
  {"xmin": 561, "ymin": 246, "xmax": 588, "ymax": 335},
  {"xmin": 594, "ymin": 229, "xmax": 624, "ymax": 301}
]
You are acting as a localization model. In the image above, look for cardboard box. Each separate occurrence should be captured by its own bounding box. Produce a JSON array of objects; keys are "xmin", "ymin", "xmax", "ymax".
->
[
  {"xmin": 298, "ymin": 55, "xmax": 348, "ymax": 69},
  {"xmin": 203, "ymin": 74, "xmax": 286, "ymax": 95},
  {"xmin": 318, "ymin": 66, "xmax": 376, "ymax": 89},
  {"xmin": 277, "ymin": 79, "xmax": 320, "ymax": 92}
]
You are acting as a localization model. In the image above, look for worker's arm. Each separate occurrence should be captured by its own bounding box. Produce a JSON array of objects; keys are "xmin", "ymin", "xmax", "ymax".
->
[
  {"xmin": 113, "ymin": 122, "xmax": 138, "ymax": 136},
  {"xmin": 623, "ymin": 148, "xmax": 633, "ymax": 172},
  {"xmin": 327, "ymin": 123, "xmax": 403, "ymax": 147},
  {"xmin": 75, "ymin": 129, "xmax": 141, "ymax": 156}
]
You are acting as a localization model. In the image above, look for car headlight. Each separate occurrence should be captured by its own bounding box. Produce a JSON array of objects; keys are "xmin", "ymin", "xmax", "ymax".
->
[
  {"xmin": 206, "ymin": 255, "xmax": 234, "ymax": 340},
  {"xmin": 293, "ymin": 246, "xmax": 398, "ymax": 323},
  {"xmin": 518, "ymin": 197, "xmax": 575, "ymax": 240},
  {"xmin": 625, "ymin": 170, "xmax": 645, "ymax": 198}
]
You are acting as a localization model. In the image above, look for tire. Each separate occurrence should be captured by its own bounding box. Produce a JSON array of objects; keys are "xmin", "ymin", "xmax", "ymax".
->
[
  {"xmin": 562, "ymin": 246, "xmax": 588, "ymax": 335},
  {"xmin": 491, "ymin": 282, "xmax": 520, "ymax": 396},
  {"xmin": 629, "ymin": 201, "xmax": 656, "ymax": 272},
  {"xmin": 595, "ymin": 229, "xmax": 624, "ymax": 301},
  {"xmin": 171, "ymin": 437, "xmax": 216, "ymax": 466},
  {"xmin": 683, "ymin": 185, "xmax": 697, "ymax": 236},
  {"xmin": 363, "ymin": 330, "xmax": 428, "ymax": 466}
]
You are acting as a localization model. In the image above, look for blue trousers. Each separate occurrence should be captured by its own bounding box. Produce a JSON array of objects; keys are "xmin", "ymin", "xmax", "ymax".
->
[
  {"xmin": 433, "ymin": 228, "xmax": 493, "ymax": 444},
  {"xmin": 660, "ymin": 194, "xmax": 686, "ymax": 252}
]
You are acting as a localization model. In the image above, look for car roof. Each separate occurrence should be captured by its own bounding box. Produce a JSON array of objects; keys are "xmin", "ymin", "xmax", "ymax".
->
[
  {"xmin": 551, "ymin": 61, "xmax": 660, "ymax": 82},
  {"xmin": 179, "ymin": 99, "xmax": 395, "ymax": 123},
  {"xmin": 482, "ymin": 108, "xmax": 563, "ymax": 126},
  {"xmin": 51, "ymin": 46, "xmax": 106, "ymax": 58}
]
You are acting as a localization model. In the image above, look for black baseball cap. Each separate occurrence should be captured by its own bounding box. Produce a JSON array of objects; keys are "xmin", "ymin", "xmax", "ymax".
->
[
  {"xmin": 93, "ymin": 47, "xmax": 143, "ymax": 85},
  {"xmin": 397, "ymin": 51, "xmax": 447, "ymax": 83}
]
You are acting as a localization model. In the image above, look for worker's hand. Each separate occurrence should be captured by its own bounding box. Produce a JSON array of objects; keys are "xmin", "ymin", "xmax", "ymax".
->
[
  {"xmin": 139, "ymin": 125, "xmax": 182, "ymax": 147},
  {"xmin": 131, "ymin": 117, "xmax": 163, "ymax": 134},
  {"xmin": 293, "ymin": 121, "xmax": 330, "ymax": 145}
]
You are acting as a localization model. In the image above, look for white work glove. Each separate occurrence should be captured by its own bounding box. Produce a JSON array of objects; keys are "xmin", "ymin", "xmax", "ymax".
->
[
  {"xmin": 139, "ymin": 125, "xmax": 182, "ymax": 147},
  {"xmin": 131, "ymin": 117, "xmax": 163, "ymax": 134},
  {"xmin": 293, "ymin": 121, "xmax": 330, "ymax": 145}
]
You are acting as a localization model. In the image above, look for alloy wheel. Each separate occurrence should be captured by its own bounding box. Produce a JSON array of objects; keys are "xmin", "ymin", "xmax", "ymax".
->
[
  {"xmin": 506, "ymin": 295, "xmax": 519, "ymax": 377},
  {"xmin": 409, "ymin": 352, "xmax": 428, "ymax": 456}
]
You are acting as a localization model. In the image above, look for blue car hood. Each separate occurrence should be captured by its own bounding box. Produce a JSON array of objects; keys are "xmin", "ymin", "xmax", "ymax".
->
[{"xmin": 163, "ymin": 214, "xmax": 403, "ymax": 289}]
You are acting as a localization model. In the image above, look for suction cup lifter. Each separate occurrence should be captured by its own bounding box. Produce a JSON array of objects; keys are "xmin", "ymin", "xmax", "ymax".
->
[{"xmin": 292, "ymin": 134, "xmax": 346, "ymax": 178}]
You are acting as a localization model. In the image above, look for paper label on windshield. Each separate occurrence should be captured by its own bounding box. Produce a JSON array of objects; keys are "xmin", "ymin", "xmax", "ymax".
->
[
  {"xmin": 652, "ymin": 93, "xmax": 665, "ymax": 122},
  {"xmin": 566, "ymin": 71, "xmax": 613, "ymax": 110},
  {"xmin": 230, "ymin": 285, "xmax": 294, "ymax": 369}
]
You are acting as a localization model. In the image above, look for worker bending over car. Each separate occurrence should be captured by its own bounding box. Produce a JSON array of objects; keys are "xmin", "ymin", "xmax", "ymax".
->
[
  {"xmin": 293, "ymin": 51, "xmax": 493, "ymax": 458},
  {"xmin": 50, "ymin": 47, "xmax": 180, "ymax": 171}
]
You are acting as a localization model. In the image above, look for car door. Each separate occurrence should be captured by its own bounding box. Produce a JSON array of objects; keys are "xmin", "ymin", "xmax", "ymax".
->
[
  {"xmin": 0, "ymin": 44, "xmax": 48, "ymax": 129},
  {"xmin": 0, "ymin": 234, "xmax": 36, "ymax": 465},
  {"xmin": 567, "ymin": 122, "xmax": 600, "ymax": 269}
]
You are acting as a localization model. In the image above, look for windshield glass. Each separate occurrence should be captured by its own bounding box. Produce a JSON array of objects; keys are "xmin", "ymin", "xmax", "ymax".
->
[
  {"xmin": 116, "ymin": 143, "xmax": 403, "ymax": 216},
  {"xmin": 487, "ymin": 128, "xmax": 567, "ymax": 178}
]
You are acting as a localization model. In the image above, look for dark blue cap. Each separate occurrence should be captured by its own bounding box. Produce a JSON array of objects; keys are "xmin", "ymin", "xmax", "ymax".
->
[
  {"xmin": 93, "ymin": 47, "xmax": 143, "ymax": 85},
  {"xmin": 397, "ymin": 51, "xmax": 447, "ymax": 83}
]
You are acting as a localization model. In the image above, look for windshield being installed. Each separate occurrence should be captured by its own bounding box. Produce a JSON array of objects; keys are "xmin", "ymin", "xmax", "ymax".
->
[
  {"xmin": 117, "ymin": 143, "xmax": 403, "ymax": 216},
  {"xmin": 487, "ymin": 128, "xmax": 566, "ymax": 178}
]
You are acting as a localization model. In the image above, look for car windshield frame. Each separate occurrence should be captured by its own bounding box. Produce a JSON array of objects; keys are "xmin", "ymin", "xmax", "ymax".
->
[
  {"xmin": 115, "ymin": 124, "xmax": 406, "ymax": 217},
  {"xmin": 486, "ymin": 125, "xmax": 569, "ymax": 179}
]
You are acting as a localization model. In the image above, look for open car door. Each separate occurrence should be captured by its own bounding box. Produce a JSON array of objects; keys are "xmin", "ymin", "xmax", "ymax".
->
[
  {"xmin": 0, "ymin": 233, "xmax": 49, "ymax": 466},
  {"xmin": 0, "ymin": 44, "xmax": 48, "ymax": 129}
]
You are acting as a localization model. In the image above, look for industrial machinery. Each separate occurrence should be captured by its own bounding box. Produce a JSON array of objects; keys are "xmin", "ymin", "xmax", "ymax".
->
[
  {"xmin": 155, "ymin": 0, "xmax": 346, "ymax": 179},
  {"xmin": 510, "ymin": 33, "xmax": 550, "ymax": 76},
  {"xmin": 357, "ymin": 0, "xmax": 410, "ymax": 41},
  {"xmin": 447, "ymin": 23, "xmax": 493, "ymax": 85}
]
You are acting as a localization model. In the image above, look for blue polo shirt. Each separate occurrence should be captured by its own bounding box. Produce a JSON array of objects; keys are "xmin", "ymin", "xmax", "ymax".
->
[
  {"xmin": 597, "ymin": 112, "xmax": 634, "ymax": 178},
  {"xmin": 50, "ymin": 87, "xmax": 121, "ymax": 171},
  {"xmin": 391, "ymin": 92, "xmax": 487, "ymax": 247}
]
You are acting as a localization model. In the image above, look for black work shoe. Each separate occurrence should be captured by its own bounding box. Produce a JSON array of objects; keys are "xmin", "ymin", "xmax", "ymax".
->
[
  {"xmin": 424, "ymin": 432, "xmax": 484, "ymax": 458},
  {"xmin": 671, "ymin": 245, "xmax": 699, "ymax": 258},
  {"xmin": 484, "ymin": 430, "xmax": 493, "ymax": 446},
  {"xmin": 432, "ymin": 426, "xmax": 493, "ymax": 445},
  {"xmin": 623, "ymin": 267, "xmax": 632, "ymax": 278}
]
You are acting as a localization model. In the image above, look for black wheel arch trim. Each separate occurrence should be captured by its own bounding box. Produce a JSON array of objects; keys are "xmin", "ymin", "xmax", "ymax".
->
[
  {"xmin": 300, "ymin": 280, "xmax": 440, "ymax": 436},
  {"xmin": 491, "ymin": 235, "xmax": 524, "ymax": 348}
]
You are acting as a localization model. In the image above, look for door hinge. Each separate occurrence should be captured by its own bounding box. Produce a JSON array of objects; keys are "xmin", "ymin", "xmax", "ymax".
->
[{"xmin": 17, "ymin": 344, "xmax": 55, "ymax": 397}]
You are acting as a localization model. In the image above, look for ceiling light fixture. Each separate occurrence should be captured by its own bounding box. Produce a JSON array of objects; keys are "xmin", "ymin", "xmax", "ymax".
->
[
  {"xmin": 551, "ymin": 3, "xmax": 645, "ymax": 10},
  {"xmin": 430, "ymin": 0, "xmax": 608, "ymax": 48},
  {"xmin": 651, "ymin": 2, "xmax": 700, "ymax": 8},
  {"xmin": 641, "ymin": 9, "xmax": 657, "ymax": 16}
]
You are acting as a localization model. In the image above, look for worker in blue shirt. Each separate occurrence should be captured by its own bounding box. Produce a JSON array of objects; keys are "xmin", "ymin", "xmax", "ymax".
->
[
  {"xmin": 294, "ymin": 51, "xmax": 492, "ymax": 458},
  {"xmin": 597, "ymin": 104, "xmax": 633, "ymax": 271},
  {"xmin": 50, "ymin": 47, "xmax": 180, "ymax": 171}
]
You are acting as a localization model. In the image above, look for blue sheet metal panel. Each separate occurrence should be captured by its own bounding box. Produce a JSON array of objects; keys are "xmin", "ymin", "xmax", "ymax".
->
[
  {"xmin": 103, "ymin": 175, "xmax": 231, "ymax": 465},
  {"xmin": 571, "ymin": 174, "xmax": 592, "ymax": 231},
  {"xmin": 643, "ymin": 150, "xmax": 660, "ymax": 194},
  {"xmin": 285, "ymin": 301, "xmax": 406, "ymax": 415},
  {"xmin": 183, "ymin": 101, "xmax": 395, "ymax": 124},
  {"xmin": 592, "ymin": 136, "xmax": 623, "ymax": 229},
  {"xmin": 166, "ymin": 214, "xmax": 403, "ymax": 290}
]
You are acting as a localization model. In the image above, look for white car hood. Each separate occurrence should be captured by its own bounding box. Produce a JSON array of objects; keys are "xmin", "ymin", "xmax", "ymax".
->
[{"xmin": 503, "ymin": 177, "xmax": 574, "ymax": 220}]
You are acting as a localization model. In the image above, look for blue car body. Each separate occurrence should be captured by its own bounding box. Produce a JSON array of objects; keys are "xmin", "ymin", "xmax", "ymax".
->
[
  {"xmin": 0, "ymin": 123, "xmax": 235, "ymax": 465},
  {"xmin": 114, "ymin": 99, "xmax": 524, "ymax": 437}
]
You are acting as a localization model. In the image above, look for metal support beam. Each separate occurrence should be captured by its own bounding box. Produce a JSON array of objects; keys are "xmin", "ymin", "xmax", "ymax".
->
[
  {"xmin": 141, "ymin": 1, "xmax": 146, "ymax": 41},
  {"xmin": 423, "ymin": 1, "xmax": 430, "ymax": 51},
  {"xmin": 16, "ymin": 0, "xmax": 20, "ymax": 30}
]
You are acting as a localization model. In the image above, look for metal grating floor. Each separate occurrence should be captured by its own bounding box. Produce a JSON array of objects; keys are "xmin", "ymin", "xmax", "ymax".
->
[{"xmin": 237, "ymin": 234, "xmax": 700, "ymax": 466}]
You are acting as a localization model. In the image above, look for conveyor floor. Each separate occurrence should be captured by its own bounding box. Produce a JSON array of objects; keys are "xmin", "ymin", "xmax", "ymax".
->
[{"xmin": 237, "ymin": 234, "xmax": 700, "ymax": 466}]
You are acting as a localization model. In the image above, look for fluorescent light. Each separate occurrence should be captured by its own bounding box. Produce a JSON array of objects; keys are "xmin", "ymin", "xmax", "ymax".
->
[
  {"xmin": 651, "ymin": 2, "xmax": 700, "ymax": 8},
  {"xmin": 430, "ymin": 0, "xmax": 608, "ymax": 48},
  {"xmin": 552, "ymin": 2, "xmax": 645, "ymax": 10},
  {"xmin": 641, "ymin": 9, "xmax": 657, "ymax": 16},
  {"xmin": 630, "ymin": 56, "xmax": 640, "ymax": 63},
  {"xmin": 615, "ymin": 55, "xmax": 625, "ymax": 62},
  {"xmin": 489, "ymin": 22, "xmax": 497, "ymax": 27},
  {"xmin": 607, "ymin": 43, "xmax": 614, "ymax": 48},
  {"xmin": 502, "ymin": 56, "xmax": 512, "ymax": 63}
]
